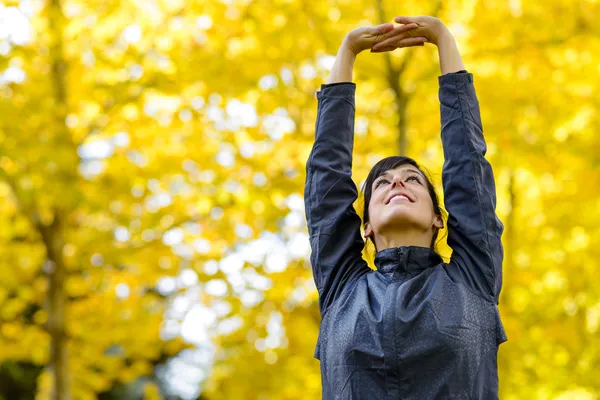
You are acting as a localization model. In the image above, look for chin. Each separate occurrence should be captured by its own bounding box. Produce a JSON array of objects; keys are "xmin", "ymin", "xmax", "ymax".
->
[{"xmin": 379, "ymin": 210, "xmax": 424, "ymax": 229}]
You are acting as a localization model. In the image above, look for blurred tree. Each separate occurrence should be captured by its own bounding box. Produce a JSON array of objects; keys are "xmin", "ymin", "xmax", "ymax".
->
[
  {"xmin": 0, "ymin": 0, "xmax": 206, "ymax": 397},
  {"xmin": 0, "ymin": 0, "xmax": 599, "ymax": 399},
  {"xmin": 0, "ymin": 362, "xmax": 42, "ymax": 400}
]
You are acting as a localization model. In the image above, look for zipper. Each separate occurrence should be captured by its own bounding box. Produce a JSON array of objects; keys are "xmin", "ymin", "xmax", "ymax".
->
[
  {"xmin": 396, "ymin": 247, "xmax": 407, "ymax": 280},
  {"xmin": 397, "ymin": 247, "xmax": 405, "ymax": 261}
]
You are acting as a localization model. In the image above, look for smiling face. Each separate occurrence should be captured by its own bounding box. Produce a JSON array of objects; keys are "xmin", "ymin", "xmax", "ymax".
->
[{"xmin": 362, "ymin": 159, "xmax": 444, "ymax": 249}]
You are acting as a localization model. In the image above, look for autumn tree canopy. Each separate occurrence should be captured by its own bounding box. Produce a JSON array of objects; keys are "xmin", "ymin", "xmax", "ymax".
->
[{"xmin": 0, "ymin": 0, "xmax": 598, "ymax": 399}]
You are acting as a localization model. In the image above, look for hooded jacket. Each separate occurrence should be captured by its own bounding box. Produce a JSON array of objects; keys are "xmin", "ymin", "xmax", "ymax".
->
[{"xmin": 304, "ymin": 72, "xmax": 507, "ymax": 399}]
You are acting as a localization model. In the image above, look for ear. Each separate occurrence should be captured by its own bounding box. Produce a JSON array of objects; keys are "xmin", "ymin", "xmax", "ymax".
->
[
  {"xmin": 364, "ymin": 222, "xmax": 373, "ymax": 239},
  {"xmin": 433, "ymin": 215, "xmax": 444, "ymax": 230}
]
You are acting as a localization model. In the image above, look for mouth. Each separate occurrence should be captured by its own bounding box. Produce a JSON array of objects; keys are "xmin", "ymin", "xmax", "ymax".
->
[{"xmin": 386, "ymin": 193, "xmax": 415, "ymax": 204}]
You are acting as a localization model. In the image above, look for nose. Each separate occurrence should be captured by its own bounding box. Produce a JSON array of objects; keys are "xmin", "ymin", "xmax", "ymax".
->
[{"xmin": 391, "ymin": 176, "xmax": 405, "ymax": 189}]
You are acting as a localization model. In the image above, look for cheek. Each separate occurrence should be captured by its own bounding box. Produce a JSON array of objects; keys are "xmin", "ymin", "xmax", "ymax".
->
[
  {"xmin": 418, "ymin": 190, "xmax": 435, "ymax": 212},
  {"xmin": 367, "ymin": 200, "xmax": 376, "ymax": 217},
  {"xmin": 367, "ymin": 196, "xmax": 383, "ymax": 219},
  {"xmin": 421, "ymin": 192, "xmax": 434, "ymax": 207}
]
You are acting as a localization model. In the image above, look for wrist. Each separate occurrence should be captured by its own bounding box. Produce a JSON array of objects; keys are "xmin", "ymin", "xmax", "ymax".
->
[
  {"xmin": 327, "ymin": 41, "xmax": 357, "ymax": 84},
  {"xmin": 340, "ymin": 37, "xmax": 361, "ymax": 57},
  {"xmin": 435, "ymin": 28, "xmax": 454, "ymax": 47},
  {"xmin": 337, "ymin": 42, "xmax": 358, "ymax": 66}
]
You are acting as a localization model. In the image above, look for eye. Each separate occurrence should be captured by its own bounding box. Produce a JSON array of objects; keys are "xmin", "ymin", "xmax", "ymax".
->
[
  {"xmin": 406, "ymin": 175, "xmax": 422, "ymax": 184},
  {"xmin": 375, "ymin": 179, "xmax": 390, "ymax": 188}
]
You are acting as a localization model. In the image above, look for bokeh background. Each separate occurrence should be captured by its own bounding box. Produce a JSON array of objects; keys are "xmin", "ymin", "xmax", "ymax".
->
[{"xmin": 0, "ymin": 0, "xmax": 599, "ymax": 398}]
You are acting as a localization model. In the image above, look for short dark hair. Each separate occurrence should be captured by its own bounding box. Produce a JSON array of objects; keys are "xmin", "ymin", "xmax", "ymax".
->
[{"xmin": 360, "ymin": 156, "xmax": 446, "ymax": 252}]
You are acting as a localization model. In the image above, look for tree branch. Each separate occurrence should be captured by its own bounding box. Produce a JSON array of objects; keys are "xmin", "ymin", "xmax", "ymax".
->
[{"xmin": 374, "ymin": 0, "xmax": 444, "ymax": 155}]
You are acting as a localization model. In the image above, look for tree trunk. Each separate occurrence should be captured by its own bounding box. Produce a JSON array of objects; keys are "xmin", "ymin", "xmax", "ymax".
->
[
  {"xmin": 393, "ymin": 86, "xmax": 409, "ymax": 155},
  {"xmin": 39, "ymin": 221, "xmax": 70, "ymax": 400},
  {"xmin": 46, "ymin": 0, "xmax": 71, "ymax": 397},
  {"xmin": 501, "ymin": 169, "xmax": 516, "ymax": 305},
  {"xmin": 374, "ymin": 0, "xmax": 412, "ymax": 155},
  {"xmin": 375, "ymin": 0, "xmax": 443, "ymax": 155}
]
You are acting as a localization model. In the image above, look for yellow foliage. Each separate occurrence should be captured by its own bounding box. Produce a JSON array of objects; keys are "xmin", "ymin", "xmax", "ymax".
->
[
  {"xmin": 0, "ymin": 0, "xmax": 599, "ymax": 398},
  {"xmin": 143, "ymin": 382, "xmax": 163, "ymax": 400}
]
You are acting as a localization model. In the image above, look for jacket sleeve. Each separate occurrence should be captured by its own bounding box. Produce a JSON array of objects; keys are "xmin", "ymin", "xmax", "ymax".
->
[
  {"xmin": 439, "ymin": 72, "xmax": 504, "ymax": 304},
  {"xmin": 305, "ymin": 82, "xmax": 370, "ymax": 315}
]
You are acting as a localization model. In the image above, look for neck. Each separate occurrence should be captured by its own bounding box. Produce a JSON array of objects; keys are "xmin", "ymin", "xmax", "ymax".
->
[{"xmin": 373, "ymin": 228, "xmax": 433, "ymax": 252}]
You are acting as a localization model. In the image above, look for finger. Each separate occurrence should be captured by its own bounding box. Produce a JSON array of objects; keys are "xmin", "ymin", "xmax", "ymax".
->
[
  {"xmin": 372, "ymin": 40, "xmax": 426, "ymax": 53},
  {"xmin": 379, "ymin": 23, "xmax": 418, "ymax": 41},
  {"xmin": 372, "ymin": 36, "xmax": 400, "ymax": 51},
  {"xmin": 395, "ymin": 37, "xmax": 428, "ymax": 47},
  {"xmin": 391, "ymin": 22, "xmax": 419, "ymax": 34},
  {"xmin": 370, "ymin": 45, "xmax": 395, "ymax": 53},
  {"xmin": 373, "ymin": 35, "xmax": 427, "ymax": 51},
  {"xmin": 371, "ymin": 23, "xmax": 394, "ymax": 35},
  {"xmin": 394, "ymin": 16, "xmax": 421, "ymax": 25},
  {"xmin": 402, "ymin": 42, "xmax": 425, "ymax": 48}
]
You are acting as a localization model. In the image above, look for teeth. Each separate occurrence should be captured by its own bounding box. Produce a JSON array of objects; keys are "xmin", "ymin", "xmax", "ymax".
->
[{"xmin": 390, "ymin": 195, "xmax": 409, "ymax": 202}]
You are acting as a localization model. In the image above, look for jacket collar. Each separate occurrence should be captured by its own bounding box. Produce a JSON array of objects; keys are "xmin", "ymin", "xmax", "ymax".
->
[{"xmin": 374, "ymin": 246, "xmax": 442, "ymax": 275}]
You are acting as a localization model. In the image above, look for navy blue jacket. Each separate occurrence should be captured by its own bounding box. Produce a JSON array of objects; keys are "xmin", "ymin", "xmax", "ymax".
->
[{"xmin": 304, "ymin": 72, "xmax": 507, "ymax": 399}]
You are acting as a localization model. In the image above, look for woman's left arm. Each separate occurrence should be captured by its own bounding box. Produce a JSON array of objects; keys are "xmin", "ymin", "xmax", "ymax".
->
[
  {"xmin": 437, "ymin": 28, "xmax": 503, "ymax": 304},
  {"xmin": 379, "ymin": 17, "xmax": 504, "ymax": 303},
  {"xmin": 439, "ymin": 67, "xmax": 504, "ymax": 304}
]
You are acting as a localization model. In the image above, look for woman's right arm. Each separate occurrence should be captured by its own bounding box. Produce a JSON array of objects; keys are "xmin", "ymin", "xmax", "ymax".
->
[
  {"xmin": 305, "ymin": 38, "xmax": 367, "ymax": 315},
  {"xmin": 305, "ymin": 75, "xmax": 368, "ymax": 315},
  {"xmin": 305, "ymin": 25, "xmax": 425, "ymax": 314}
]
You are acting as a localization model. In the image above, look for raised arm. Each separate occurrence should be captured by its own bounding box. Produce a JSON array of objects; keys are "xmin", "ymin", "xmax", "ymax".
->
[
  {"xmin": 380, "ymin": 17, "xmax": 504, "ymax": 303},
  {"xmin": 305, "ymin": 24, "xmax": 426, "ymax": 314},
  {"xmin": 436, "ymin": 29, "xmax": 503, "ymax": 304},
  {"xmin": 440, "ymin": 69, "xmax": 504, "ymax": 304}
]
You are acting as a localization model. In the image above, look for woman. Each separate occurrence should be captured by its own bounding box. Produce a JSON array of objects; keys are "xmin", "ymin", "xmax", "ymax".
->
[{"xmin": 304, "ymin": 16, "xmax": 507, "ymax": 399}]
